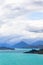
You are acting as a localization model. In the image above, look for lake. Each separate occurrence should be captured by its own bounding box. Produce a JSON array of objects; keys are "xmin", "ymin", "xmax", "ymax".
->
[{"xmin": 0, "ymin": 49, "xmax": 43, "ymax": 65}]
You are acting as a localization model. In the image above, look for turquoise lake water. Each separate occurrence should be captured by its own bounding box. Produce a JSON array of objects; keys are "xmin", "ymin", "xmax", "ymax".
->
[{"xmin": 0, "ymin": 50, "xmax": 43, "ymax": 65}]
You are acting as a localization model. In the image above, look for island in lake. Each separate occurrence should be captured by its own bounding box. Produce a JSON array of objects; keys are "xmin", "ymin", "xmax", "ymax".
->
[{"xmin": 24, "ymin": 49, "xmax": 43, "ymax": 54}]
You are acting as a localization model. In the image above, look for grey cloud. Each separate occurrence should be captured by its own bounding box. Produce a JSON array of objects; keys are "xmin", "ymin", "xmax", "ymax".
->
[
  {"xmin": 0, "ymin": 0, "xmax": 5, "ymax": 5},
  {"xmin": 0, "ymin": 34, "xmax": 22, "ymax": 44},
  {"xmin": 5, "ymin": 4, "xmax": 22, "ymax": 10},
  {"xmin": 33, "ymin": 0, "xmax": 43, "ymax": 6},
  {"xmin": 0, "ymin": 3, "xmax": 28, "ymax": 25},
  {"xmin": 26, "ymin": 26, "xmax": 43, "ymax": 33},
  {"xmin": 3, "ymin": 4, "xmax": 29, "ymax": 19},
  {"xmin": 29, "ymin": 29, "xmax": 43, "ymax": 33},
  {"xmin": 0, "ymin": 20, "xmax": 5, "ymax": 27},
  {"xmin": 3, "ymin": 1, "xmax": 43, "ymax": 20}
]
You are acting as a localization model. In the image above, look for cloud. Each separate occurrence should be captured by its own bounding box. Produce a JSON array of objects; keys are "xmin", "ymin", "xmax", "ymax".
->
[
  {"xmin": 26, "ymin": 24, "xmax": 43, "ymax": 33},
  {"xmin": 0, "ymin": 34, "xmax": 23, "ymax": 44},
  {"xmin": 3, "ymin": 4, "xmax": 28, "ymax": 19},
  {"xmin": 33, "ymin": 0, "xmax": 43, "ymax": 6},
  {"xmin": 0, "ymin": 0, "xmax": 5, "ymax": 5},
  {"xmin": 29, "ymin": 28, "xmax": 43, "ymax": 33},
  {"xmin": 0, "ymin": 0, "xmax": 43, "ymax": 44},
  {"xmin": 0, "ymin": 0, "xmax": 43, "ymax": 21}
]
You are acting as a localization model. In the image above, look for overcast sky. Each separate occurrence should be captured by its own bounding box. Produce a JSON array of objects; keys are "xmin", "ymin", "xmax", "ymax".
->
[{"xmin": 0, "ymin": 0, "xmax": 43, "ymax": 44}]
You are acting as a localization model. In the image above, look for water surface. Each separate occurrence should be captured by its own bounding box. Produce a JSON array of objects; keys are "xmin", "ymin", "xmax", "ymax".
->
[{"xmin": 0, "ymin": 49, "xmax": 43, "ymax": 65}]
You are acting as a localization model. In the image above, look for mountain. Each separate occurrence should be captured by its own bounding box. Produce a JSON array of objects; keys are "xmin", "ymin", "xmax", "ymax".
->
[
  {"xmin": 0, "ymin": 40, "xmax": 43, "ymax": 49},
  {"xmin": 0, "ymin": 43, "xmax": 12, "ymax": 48},
  {"xmin": 31, "ymin": 40, "xmax": 43, "ymax": 48},
  {"xmin": 32, "ymin": 40, "xmax": 43, "ymax": 46},
  {"xmin": 0, "ymin": 43, "xmax": 14, "ymax": 50},
  {"xmin": 12, "ymin": 41, "xmax": 29, "ymax": 48}
]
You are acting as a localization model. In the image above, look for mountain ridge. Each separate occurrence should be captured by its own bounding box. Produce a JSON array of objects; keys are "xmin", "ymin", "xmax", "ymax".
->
[{"xmin": 0, "ymin": 40, "xmax": 43, "ymax": 48}]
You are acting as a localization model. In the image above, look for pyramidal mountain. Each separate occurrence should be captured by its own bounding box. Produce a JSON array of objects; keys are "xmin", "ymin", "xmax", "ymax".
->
[
  {"xmin": 0, "ymin": 40, "xmax": 43, "ymax": 48},
  {"xmin": 12, "ymin": 41, "xmax": 29, "ymax": 48}
]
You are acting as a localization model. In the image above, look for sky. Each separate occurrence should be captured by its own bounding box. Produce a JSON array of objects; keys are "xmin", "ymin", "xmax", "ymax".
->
[{"xmin": 0, "ymin": 0, "xmax": 43, "ymax": 44}]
